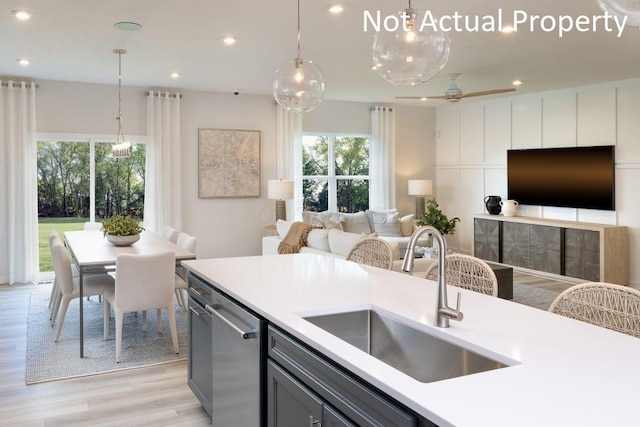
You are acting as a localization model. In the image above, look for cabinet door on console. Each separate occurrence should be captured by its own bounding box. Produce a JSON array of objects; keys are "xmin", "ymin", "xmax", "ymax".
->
[
  {"xmin": 528, "ymin": 224, "xmax": 561, "ymax": 274},
  {"xmin": 474, "ymin": 218, "xmax": 500, "ymax": 262},
  {"xmin": 267, "ymin": 360, "xmax": 323, "ymax": 427},
  {"xmin": 565, "ymin": 229, "xmax": 600, "ymax": 281},
  {"xmin": 502, "ymin": 222, "xmax": 530, "ymax": 268}
]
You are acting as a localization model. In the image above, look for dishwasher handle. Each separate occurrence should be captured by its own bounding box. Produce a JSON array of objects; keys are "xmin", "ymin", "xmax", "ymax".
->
[{"xmin": 205, "ymin": 304, "xmax": 257, "ymax": 340}]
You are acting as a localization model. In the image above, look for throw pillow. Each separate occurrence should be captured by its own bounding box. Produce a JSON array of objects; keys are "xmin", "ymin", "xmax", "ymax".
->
[
  {"xmin": 370, "ymin": 211, "xmax": 402, "ymax": 237},
  {"xmin": 302, "ymin": 211, "xmax": 326, "ymax": 228},
  {"xmin": 340, "ymin": 211, "xmax": 372, "ymax": 234},
  {"xmin": 306, "ymin": 229, "xmax": 330, "ymax": 252},
  {"xmin": 327, "ymin": 229, "xmax": 366, "ymax": 257},
  {"xmin": 365, "ymin": 209, "xmax": 399, "ymax": 233},
  {"xmin": 400, "ymin": 214, "xmax": 415, "ymax": 237},
  {"xmin": 322, "ymin": 214, "xmax": 344, "ymax": 231},
  {"xmin": 275, "ymin": 219, "xmax": 294, "ymax": 239}
]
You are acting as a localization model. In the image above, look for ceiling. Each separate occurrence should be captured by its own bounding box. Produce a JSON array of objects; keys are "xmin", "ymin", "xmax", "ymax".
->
[{"xmin": 2, "ymin": 0, "xmax": 640, "ymax": 105}]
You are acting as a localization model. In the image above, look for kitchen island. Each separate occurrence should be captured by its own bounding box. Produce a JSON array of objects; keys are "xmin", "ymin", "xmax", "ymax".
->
[{"xmin": 183, "ymin": 253, "xmax": 640, "ymax": 426}]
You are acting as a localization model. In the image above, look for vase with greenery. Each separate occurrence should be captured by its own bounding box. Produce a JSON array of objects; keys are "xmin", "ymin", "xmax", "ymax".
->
[
  {"xmin": 416, "ymin": 198, "xmax": 460, "ymax": 236},
  {"xmin": 101, "ymin": 215, "xmax": 144, "ymax": 246}
]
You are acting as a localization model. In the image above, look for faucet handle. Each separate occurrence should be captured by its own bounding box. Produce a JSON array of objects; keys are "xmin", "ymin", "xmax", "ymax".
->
[{"xmin": 456, "ymin": 291, "xmax": 462, "ymax": 312}]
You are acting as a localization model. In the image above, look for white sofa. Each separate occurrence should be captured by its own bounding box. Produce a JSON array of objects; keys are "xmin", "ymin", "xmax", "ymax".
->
[{"xmin": 262, "ymin": 218, "xmax": 435, "ymax": 273}]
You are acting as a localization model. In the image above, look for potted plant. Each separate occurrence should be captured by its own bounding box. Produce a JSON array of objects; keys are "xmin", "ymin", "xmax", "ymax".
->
[
  {"xmin": 101, "ymin": 214, "xmax": 144, "ymax": 246},
  {"xmin": 416, "ymin": 198, "xmax": 460, "ymax": 236}
]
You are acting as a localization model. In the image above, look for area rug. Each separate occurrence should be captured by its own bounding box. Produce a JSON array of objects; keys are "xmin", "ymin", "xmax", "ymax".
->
[
  {"xmin": 26, "ymin": 286, "xmax": 188, "ymax": 384},
  {"xmin": 512, "ymin": 282, "xmax": 561, "ymax": 311}
]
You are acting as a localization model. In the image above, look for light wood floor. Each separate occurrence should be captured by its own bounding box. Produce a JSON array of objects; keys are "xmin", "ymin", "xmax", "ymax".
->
[
  {"xmin": 0, "ymin": 273, "xmax": 571, "ymax": 425},
  {"xmin": 0, "ymin": 283, "xmax": 210, "ymax": 426}
]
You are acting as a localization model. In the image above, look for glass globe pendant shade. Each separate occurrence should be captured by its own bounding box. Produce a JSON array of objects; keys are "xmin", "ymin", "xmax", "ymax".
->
[
  {"xmin": 372, "ymin": 8, "xmax": 450, "ymax": 85},
  {"xmin": 597, "ymin": 0, "xmax": 640, "ymax": 28},
  {"xmin": 273, "ymin": 56, "xmax": 325, "ymax": 113}
]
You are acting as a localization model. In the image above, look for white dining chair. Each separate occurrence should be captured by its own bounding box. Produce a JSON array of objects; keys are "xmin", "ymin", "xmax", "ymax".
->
[
  {"xmin": 50, "ymin": 240, "xmax": 115, "ymax": 342},
  {"xmin": 161, "ymin": 225, "xmax": 179, "ymax": 244},
  {"xmin": 48, "ymin": 231, "xmax": 81, "ymax": 319},
  {"xmin": 174, "ymin": 232, "xmax": 197, "ymax": 310},
  {"xmin": 103, "ymin": 251, "xmax": 179, "ymax": 362}
]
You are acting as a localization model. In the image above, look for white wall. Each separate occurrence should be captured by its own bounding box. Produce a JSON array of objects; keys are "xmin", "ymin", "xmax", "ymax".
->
[
  {"xmin": 34, "ymin": 79, "xmax": 436, "ymax": 259},
  {"xmin": 435, "ymin": 78, "xmax": 640, "ymax": 287}
]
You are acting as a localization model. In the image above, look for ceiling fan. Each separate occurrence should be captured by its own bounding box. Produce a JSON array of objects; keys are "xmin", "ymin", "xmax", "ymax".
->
[{"xmin": 396, "ymin": 73, "xmax": 516, "ymax": 102}]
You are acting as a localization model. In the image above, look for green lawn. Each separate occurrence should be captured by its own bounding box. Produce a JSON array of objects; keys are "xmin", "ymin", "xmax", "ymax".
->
[{"xmin": 39, "ymin": 217, "xmax": 91, "ymax": 272}]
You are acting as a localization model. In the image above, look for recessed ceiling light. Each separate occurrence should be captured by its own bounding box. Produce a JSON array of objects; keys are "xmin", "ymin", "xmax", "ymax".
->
[
  {"xmin": 512, "ymin": 80, "xmax": 523, "ymax": 86},
  {"xmin": 328, "ymin": 4, "xmax": 344, "ymax": 14},
  {"xmin": 17, "ymin": 58, "xmax": 29, "ymax": 66},
  {"xmin": 12, "ymin": 10, "xmax": 32, "ymax": 20},
  {"xmin": 170, "ymin": 72, "xmax": 180, "ymax": 79},
  {"xmin": 501, "ymin": 25, "xmax": 515, "ymax": 33},
  {"xmin": 420, "ymin": 97, "xmax": 427, "ymax": 101},
  {"xmin": 223, "ymin": 36, "xmax": 237, "ymax": 45},
  {"xmin": 114, "ymin": 21, "xmax": 143, "ymax": 31}
]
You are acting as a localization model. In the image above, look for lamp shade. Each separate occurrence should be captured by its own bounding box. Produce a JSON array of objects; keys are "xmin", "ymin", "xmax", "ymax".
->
[
  {"xmin": 408, "ymin": 179, "xmax": 432, "ymax": 196},
  {"xmin": 268, "ymin": 180, "xmax": 294, "ymax": 200}
]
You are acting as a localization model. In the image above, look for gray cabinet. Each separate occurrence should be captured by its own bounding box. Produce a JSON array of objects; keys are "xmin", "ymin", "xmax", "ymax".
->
[
  {"xmin": 501, "ymin": 222, "xmax": 561, "ymax": 274},
  {"xmin": 267, "ymin": 360, "xmax": 353, "ymax": 427},
  {"xmin": 564, "ymin": 229, "xmax": 600, "ymax": 281},
  {"xmin": 267, "ymin": 326, "xmax": 433, "ymax": 427},
  {"xmin": 473, "ymin": 218, "xmax": 500, "ymax": 262},
  {"xmin": 473, "ymin": 215, "xmax": 629, "ymax": 285}
]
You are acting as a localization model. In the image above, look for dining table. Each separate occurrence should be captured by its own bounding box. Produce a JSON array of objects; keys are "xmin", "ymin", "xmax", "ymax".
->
[{"xmin": 63, "ymin": 229, "xmax": 196, "ymax": 357}]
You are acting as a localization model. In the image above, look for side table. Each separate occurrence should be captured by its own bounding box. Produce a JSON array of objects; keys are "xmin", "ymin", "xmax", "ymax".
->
[{"xmin": 264, "ymin": 224, "xmax": 278, "ymax": 237}]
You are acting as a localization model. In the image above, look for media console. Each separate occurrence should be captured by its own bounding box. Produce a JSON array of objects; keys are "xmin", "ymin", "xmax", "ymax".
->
[{"xmin": 473, "ymin": 214, "xmax": 629, "ymax": 285}]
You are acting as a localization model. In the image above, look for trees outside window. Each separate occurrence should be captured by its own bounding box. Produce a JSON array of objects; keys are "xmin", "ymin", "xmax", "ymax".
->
[
  {"xmin": 36, "ymin": 139, "xmax": 145, "ymax": 272},
  {"xmin": 302, "ymin": 134, "xmax": 369, "ymax": 213},
  {"xmin": 37, "ymin": 140, "xmax": 146, "ymax": 219}
]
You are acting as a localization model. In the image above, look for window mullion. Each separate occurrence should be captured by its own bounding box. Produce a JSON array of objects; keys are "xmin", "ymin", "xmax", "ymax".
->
[
  {"xmin": 327, "ymin": 135, "xmax": 337, "ymax": 212},
  {"xmin": 89, "ymin": 140, "xmax": 96, "ymax": 222}
]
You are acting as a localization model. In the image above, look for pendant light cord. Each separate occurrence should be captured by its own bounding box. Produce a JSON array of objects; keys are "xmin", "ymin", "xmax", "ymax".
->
[
  {"xmin": 115, "ymin": 49, "xmax": 126, "ymax": 144},
  {"xmin": 296, "ymin": 0, "xmax": 301, "ymax": 59}
]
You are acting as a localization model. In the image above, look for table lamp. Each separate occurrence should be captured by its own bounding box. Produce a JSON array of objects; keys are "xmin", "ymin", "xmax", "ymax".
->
[
  {"xmin": 268, "ymin": 179, "xmax": 294, "ymax": 222},
  {"xmin": 408, "ymin": 179, "xmax": 433, "ymax": 219}
]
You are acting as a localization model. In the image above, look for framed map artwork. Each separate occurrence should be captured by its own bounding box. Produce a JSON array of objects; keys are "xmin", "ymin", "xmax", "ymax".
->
[{"xmin": 198, "ymin": 128, "xmax": 261, "ymax": 198}]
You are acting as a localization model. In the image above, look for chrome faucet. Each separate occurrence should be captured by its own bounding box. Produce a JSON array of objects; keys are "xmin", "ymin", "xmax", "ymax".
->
[{"xmin": 401, "ymin": 226, "xmax": 464, "ymax": 328}]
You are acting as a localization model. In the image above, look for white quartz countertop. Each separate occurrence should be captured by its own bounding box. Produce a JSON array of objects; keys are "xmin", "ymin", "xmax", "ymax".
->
[{"xmin": 183, "ymin": 254, "xmax": 640, "ymax": 427}]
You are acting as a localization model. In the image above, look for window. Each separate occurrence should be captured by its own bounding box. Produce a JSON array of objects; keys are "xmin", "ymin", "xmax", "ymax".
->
[
  {"xmin": 302, "ymin": 134, "xmax": 369, "ymax": 213},
  {"xmin": 36, "ymin": 137, "xmax": 145, "ymax": 272}
]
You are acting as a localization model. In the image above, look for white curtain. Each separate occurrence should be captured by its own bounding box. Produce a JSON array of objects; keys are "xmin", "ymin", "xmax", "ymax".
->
[
  {"xmin": 0, "ymin": 81, "xmax": 38, "ymax": 285},
  {"xmin": 144, "ymin": 91, "xmax": 182, "ymax": 233},
  {"xmin": 370, "ymin": 106, "xmax": 396, "ymax": 210},
  {"xmin": 276, "ymin": 105, "xmax": 302, "ymax": 220}
]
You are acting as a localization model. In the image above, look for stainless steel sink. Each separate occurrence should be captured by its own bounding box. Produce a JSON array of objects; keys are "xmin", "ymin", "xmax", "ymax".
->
[{"xmin": 304, "ymin": 309, "xmax": 509, "ymax": 383}]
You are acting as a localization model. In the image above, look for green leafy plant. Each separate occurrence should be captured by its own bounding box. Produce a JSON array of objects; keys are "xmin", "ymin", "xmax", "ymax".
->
[
  {"xmin": 416, "ymin": 198, "xmax": 460, "ymax": 235},
  {"xmin": 101, "ymin": 215, "xmax": 144, "ymax": 237}
]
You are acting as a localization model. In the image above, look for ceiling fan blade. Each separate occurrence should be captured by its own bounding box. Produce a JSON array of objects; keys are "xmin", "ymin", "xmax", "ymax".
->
[
  {"xmin": 395, "ymin": 95, "xmax": 450, "ymax": 100},
  {"xmin": 460, "ymin": 88, "xmax": 516, "ymax": 98}
]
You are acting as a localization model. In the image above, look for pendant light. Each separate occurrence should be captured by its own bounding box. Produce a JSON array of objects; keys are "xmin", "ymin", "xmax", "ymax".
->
[
  {"xmin": 372, "ymin": 0, "xmax": 450, "ymax": 86},
  {"xmin": 272, "ymin": 0, "xmax": 325, "ymax": 113},
  {"xmin": 597, "ymin": 0, "xmax": 640, "ymax": 28},
  {"xmin": 112, "ymin": 49, "xmax": 131, "ymax": 158}
]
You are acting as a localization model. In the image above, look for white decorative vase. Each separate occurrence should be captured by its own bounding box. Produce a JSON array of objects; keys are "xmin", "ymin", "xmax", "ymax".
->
[
  {"xmin": 500, "ymin": 200, "xmax": 519, "ymax": 217},
  {"xmin": 106, "ymin": 234, "xmax": 140, "ymax": 246}
]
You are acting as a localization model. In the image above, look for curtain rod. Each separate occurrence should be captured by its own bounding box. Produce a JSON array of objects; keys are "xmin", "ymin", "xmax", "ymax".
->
[
  {"xmin": 371, "ymin": 106, "xmax": 393, "ymax": 112},
  {"xmin": 1, "ymin": 81, "xmax": 38, "ymax": 89},
  {"xmin": 145, "ymin": 91, "xmax": 182, "ymax": 99}
]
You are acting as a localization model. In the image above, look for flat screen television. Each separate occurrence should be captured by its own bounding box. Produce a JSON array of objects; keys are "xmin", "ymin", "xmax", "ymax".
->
[{"xmin": 507, "ymin": 145, "xmax": 615, "ymax": 211}]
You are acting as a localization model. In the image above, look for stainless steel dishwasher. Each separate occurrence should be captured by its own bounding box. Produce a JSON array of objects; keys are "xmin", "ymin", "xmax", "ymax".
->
[{"xmin": 188, "ymin": 274, "xmax": 262, "ymax": 425}]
